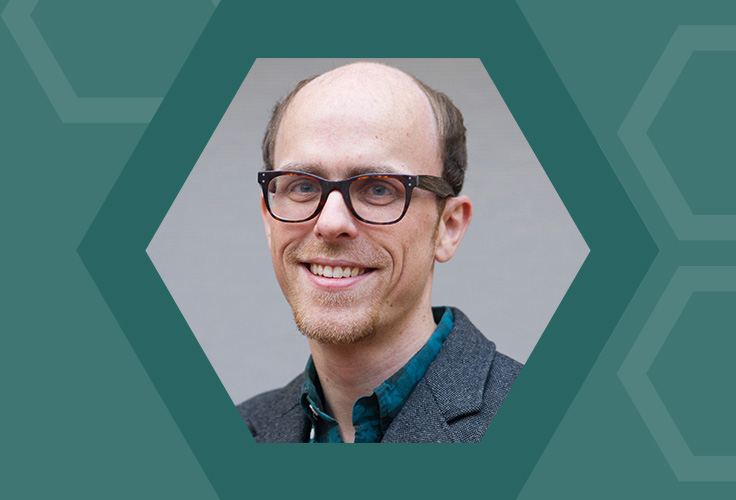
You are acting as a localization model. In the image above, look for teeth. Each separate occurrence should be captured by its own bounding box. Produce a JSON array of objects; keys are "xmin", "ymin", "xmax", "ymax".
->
[{"xmin": 308, "ymin": 264, "xmax": 367, "ymax": 278}]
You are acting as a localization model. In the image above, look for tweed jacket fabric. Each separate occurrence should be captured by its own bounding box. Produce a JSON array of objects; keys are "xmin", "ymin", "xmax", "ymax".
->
[{"xmin": 237, "ymin": 307, "xmax": 523, "ymax": 443}]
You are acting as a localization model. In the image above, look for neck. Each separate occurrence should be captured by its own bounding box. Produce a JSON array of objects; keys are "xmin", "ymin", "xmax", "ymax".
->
[{"xmin": 308, "ymin": 306, "xmax": 437, "ymax": 443}]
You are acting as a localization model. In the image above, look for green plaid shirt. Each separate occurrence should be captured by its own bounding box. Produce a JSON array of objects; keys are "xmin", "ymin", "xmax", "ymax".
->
[{"xmin": 300, "ymin": 307, "xmax": 454, "ymax": 443}]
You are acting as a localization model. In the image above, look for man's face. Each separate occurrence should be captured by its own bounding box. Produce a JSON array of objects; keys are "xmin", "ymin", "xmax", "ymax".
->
[{"xmin": 262, "ymin": 65, "xmax": 445, "ymax": 344}]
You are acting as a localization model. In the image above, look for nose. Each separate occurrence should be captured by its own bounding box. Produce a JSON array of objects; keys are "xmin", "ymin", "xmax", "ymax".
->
[{"xmin": 313, "ymin": 190, "xmax": 359, "ymax": 241}]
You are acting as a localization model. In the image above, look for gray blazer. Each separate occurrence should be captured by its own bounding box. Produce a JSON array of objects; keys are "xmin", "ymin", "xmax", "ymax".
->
[{"xmin": 237, "ymin": 308, "xmax": 523, "ymax": 443}]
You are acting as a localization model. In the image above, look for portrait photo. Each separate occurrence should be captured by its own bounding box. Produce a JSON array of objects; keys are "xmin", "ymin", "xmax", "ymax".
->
[{"xmin": 147, "ymin": 58, "xmax": 588, "ymax": 443}]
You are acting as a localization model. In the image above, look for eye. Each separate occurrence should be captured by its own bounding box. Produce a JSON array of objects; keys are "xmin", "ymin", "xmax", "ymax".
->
[
  {"xmin": 353, "ymin": 177, "xmax": 403, "ymax": 206},
  {"xmin": 369, "ymin": 183, "xmax": 389, "ymax": 197},
  {"xmin": 293, "ymin": 181, "xmax": 318, "ymax": 194},
  {"xmin": 277, "ymin": 176, "xmax": 321, "ymax": 202}
]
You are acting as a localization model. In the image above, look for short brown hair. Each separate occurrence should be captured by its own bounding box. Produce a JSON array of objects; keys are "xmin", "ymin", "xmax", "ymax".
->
[{"xmin": 262, "ymin": 66, "xmax": 467, "ymax": 195}]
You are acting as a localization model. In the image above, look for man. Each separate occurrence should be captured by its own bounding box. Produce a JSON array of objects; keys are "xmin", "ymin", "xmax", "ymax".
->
[{"xmin": 237, "ymin": 62, "xmax": 522, "ymax": 443}]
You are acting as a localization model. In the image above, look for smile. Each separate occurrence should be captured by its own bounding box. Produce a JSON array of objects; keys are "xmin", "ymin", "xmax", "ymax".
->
[{"xmin": 308, "ymin": 263, "xmax": 368, "ymax": 278}]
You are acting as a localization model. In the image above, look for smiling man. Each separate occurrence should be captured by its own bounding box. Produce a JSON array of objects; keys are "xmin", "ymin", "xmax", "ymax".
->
[{"xmin": 237, "ymin": 62, "xmax": 523, "ymax": 443}]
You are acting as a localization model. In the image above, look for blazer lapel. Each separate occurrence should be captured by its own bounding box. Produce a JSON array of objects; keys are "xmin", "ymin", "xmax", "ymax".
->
[{"xmin": 382, "ymin": 308, "xmax": 495, "ymax": 443}]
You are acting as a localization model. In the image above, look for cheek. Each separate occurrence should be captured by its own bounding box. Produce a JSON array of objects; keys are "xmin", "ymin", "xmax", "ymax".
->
[
  {"xmin": 270, "ymin": 224, "xmax": 302, "ymax": 252},
  {"xmin": 268, "ymin": 227, "xmax": 300, "ymax": 277},
  {"xmin": 389, "ymin": 225, "xmax": 437, "ymax": 285}
]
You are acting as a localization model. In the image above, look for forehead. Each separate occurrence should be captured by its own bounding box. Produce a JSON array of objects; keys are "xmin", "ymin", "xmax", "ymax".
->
[{"xmin": 274, "ymin": 64, "xmax": 441, "ymax": 178}]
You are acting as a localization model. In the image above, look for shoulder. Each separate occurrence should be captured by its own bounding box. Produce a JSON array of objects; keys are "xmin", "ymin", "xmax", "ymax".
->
[
  {"xmin": 450, "ymin": 305, "xmax": 523, "ymax": 389},
  {"xmin": 386, "ymin": 307, "xmax": 522, "ymax": 443},
  {"xmin": 236, "ymin": 374, "xmax": 308, "ymax": 443},
  {"xmin": 489, "ymin": 349, "xmax": 523, "ymax": 387}
]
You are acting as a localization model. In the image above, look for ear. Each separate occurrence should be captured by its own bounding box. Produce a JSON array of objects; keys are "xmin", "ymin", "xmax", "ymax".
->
[
  {"xmin": 260, "ymin": 196, "xmax": 273, "ymax": 251},
  {"xmin": 435, "ymin": 195, "xmax": 472, "ymax": 263}
]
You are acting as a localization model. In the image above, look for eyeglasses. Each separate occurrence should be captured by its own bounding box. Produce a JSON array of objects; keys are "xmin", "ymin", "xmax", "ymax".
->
[{"xmin": 258, "ymin": 170, "xmax": 455, "ymax": 225}]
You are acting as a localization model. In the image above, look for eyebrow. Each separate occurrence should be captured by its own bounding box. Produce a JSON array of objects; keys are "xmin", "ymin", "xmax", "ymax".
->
[{"xmin": 279, "ymin": 163, "xmax": 402, "ymax": 178}]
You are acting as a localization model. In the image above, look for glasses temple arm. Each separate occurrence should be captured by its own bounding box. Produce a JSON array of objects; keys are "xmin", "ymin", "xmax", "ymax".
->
[{"xmin": 417, "ymin": 175, "xmax": 456, "ymax": 198}]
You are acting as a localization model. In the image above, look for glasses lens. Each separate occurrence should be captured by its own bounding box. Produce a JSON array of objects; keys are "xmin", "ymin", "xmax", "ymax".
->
[
  {"xmin": 267, "ymin": 173, "xmax": 321, "ymax": 221},
  {"xmin": 349, "ymin": 176, "xmax": 407, "ymax": 223}
]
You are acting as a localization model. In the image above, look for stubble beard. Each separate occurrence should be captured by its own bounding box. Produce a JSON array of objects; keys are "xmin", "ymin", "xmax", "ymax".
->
[
  {"xmin": 292, "ymin": 292, "xmax": 378, "ymax": 345},
  {"xmin": 285, "ymin": 243, "xmax": 382, "ymax": 345}
]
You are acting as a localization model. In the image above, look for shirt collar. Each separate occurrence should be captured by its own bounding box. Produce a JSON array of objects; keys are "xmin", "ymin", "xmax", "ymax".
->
[{"xmin": 300, "ymin": 306, "xmax": 454, "ymax": 443}]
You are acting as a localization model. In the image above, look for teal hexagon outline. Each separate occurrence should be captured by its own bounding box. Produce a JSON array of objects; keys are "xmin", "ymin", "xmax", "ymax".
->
[
  {"xmin": 618, "ymin": 266, "xmax": 736, "ymax": 482},
  {"xmin": 618, "ymin": 25, "xmax": 736, "ymax": 241},
  {"xmin": 0, "ymin": 0, "xmax": 218, "ymax": 123}
]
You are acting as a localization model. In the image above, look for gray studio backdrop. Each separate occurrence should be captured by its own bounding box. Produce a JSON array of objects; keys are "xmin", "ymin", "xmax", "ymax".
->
[{"xmin": 147, "ymin": 58, "xmax": 588, "ymax": 405}]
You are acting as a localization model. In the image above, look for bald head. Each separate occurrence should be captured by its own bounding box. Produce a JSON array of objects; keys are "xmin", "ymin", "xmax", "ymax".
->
[
  {"xmin": 274, "ymin": 63, "xmax": 440, "ymax": 175},
  {"xmin": 290, "ymin": 62, "xmax": 437, "ymax": 133},
  {"xmin": 302, "ymin": 62, "xmax": 432, "ymax": 103}
]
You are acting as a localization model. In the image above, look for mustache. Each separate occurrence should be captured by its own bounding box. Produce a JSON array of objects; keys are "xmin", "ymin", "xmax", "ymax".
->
[{"xmin": 288, "ymin": 241, "xmax": 387, "ymax": 268}]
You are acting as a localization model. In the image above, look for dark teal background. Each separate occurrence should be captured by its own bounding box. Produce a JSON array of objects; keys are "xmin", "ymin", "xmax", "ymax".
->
[{"xmin": 2, "ymin": 1, "xmax": 735, "ymax": 498}]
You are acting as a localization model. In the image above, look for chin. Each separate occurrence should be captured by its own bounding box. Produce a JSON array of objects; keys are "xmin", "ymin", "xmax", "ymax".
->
[{"xmin": 292, "ymin": 305, "xmax": 377, "ymax": 345}]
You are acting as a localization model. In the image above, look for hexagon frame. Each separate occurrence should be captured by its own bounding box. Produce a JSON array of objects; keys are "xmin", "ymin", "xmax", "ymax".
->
[
  {"xmin": 618, "ymin": 25, "xmax": 736, "ymax": 241},
  {"xmin": 619, "ymin": 266, "xmax": 736, "ymax": 481},
  {"xmin": 76, "ymin": 1, "xmax": 657, "ymax": 497}
]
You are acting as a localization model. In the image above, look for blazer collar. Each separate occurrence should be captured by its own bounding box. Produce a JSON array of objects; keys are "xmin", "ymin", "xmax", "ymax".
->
[{"xmin": 253, "ymin": 377, "xmax": 311, "ymax": 443}]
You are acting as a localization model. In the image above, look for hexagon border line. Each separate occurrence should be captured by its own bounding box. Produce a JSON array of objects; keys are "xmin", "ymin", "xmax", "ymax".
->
[
  {"xmin": 618, "ymin": 25, "xmax": 736, "ymax": 241},
  {"xmin": 1, "ymin": 0, "xmax": 218, "ymax": 123},
  {"xmin": 618, "ymin": 266, "xmax": 736, "ymax": 482}
]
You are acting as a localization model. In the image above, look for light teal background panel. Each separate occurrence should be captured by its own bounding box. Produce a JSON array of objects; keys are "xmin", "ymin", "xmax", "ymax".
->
[
  {"xmin": 0, "ymin": 0, "xmax": 219, "ymax": 498},
  {"xmin": 518, "ymin": 0, "xmax": 736, "ymax": 497},
  {"xmin": 31, "ymin": 0, "xmax": 212, "ymax": 98}
]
